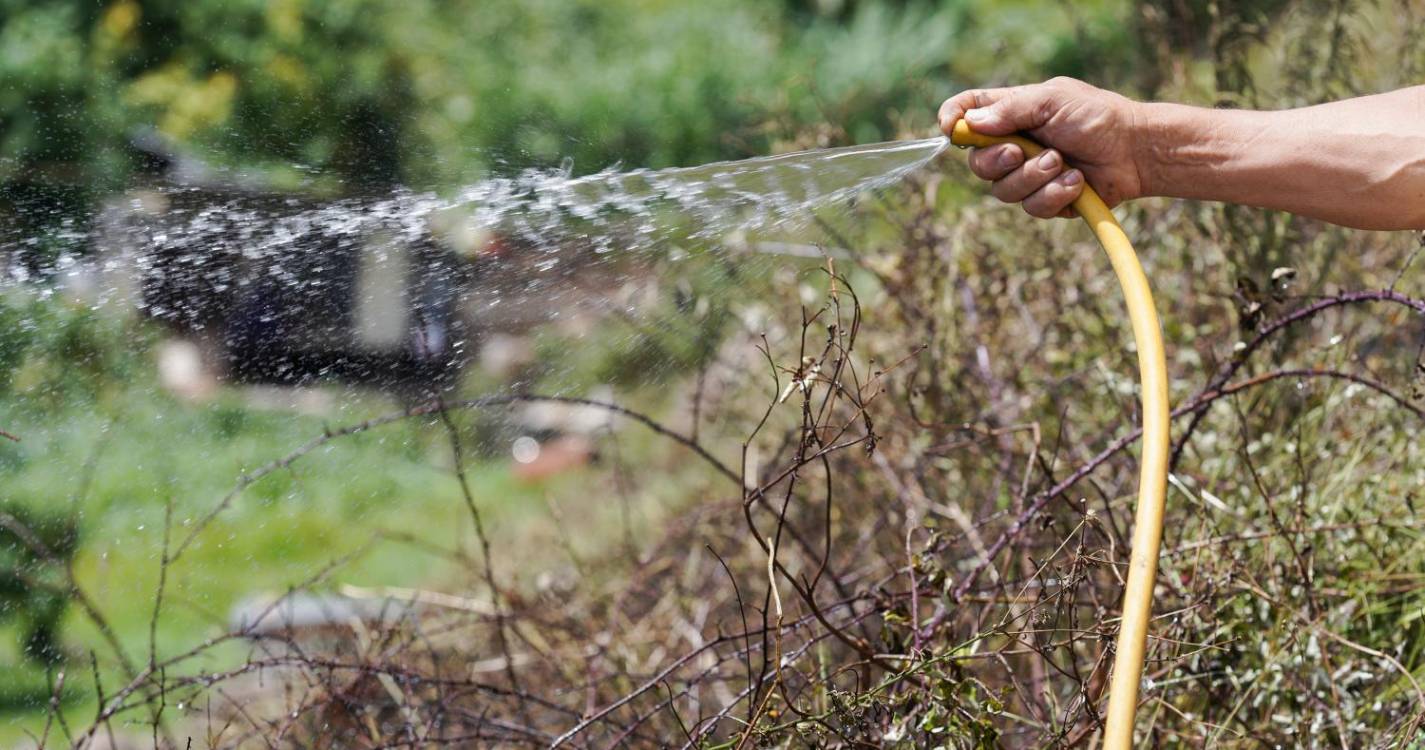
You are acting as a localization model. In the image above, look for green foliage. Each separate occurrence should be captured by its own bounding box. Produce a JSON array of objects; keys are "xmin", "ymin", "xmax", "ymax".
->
[
  {"xmin": 779, "ymin": 2, "xmax": 964, "ymax": 145},
  {"xmin": 0, "ymin": 293, "xmax": 550, "ymax": 737},
  {"xmin": 2, "ymin": 0, "xmax": 959, "ymax": 185},
  {"xmin": 1, "ymin": 0, "xmax": 1133, "ymax": 264},
  {"xmin": 0, "ymin": 501, "xmax": 79, "ymax": 665},
  {"xmin": 7, "ymin": 0, "xmax": 1422, "ymax": 743},
  {"xmin": 0, "ymin": 300, "xmax": 35, "ymax": 396},
  {"xmin": 0, "ymin": 293, "xmax": 149, "ymax": 408}
]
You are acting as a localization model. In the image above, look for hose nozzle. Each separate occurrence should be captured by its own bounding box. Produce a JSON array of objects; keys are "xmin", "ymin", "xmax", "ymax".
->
[{"xmin": 949, "ymin": 120, "xmax": 1043, "ymax": 157}]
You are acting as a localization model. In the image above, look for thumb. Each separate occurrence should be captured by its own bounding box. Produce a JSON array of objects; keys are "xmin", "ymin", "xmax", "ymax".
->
[{"xmin": 962, "ymin": 85, "xmax": 1055, "ymax": 136}]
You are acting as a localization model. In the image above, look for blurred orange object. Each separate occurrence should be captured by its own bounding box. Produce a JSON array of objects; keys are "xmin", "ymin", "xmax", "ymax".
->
[{"xmin": 510, "ymin": 435, "xmax": 594, "ymax": 482}]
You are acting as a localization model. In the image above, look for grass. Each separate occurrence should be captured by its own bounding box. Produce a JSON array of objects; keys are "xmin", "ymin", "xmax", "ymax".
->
[
  {"xmin": 4, "ymin": 3, "xmax": 1424, "ymax": 743},
  {"xmin": 0, "ymin": 304, "xmax": 555, "ymax": 742}
]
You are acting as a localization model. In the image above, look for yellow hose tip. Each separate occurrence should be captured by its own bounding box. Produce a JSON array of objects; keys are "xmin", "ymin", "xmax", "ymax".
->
[
  {"xmin": 949, "ymin": 119, "xmax": 993, "ymax": 148},
  {"xmin": 948, "ymin": 120, "xmax": 1044, "ymax": 157}
]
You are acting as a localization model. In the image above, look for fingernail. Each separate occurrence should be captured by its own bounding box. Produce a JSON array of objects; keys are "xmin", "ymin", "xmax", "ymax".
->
[
  {"xmin": 1060, "ymin": 169, "xmax": 1082, "ymax": 185},
  {"xmin": 1000, "ymin": 148, "xmax": 1021, "ymax": 168},
  {"xmin": 965, "ymin": 108, "xmax": 989, "ymax": 124},
  {"xmin": 1040, "ymin": 150, "xmax": 1061, "ymax": 170}
]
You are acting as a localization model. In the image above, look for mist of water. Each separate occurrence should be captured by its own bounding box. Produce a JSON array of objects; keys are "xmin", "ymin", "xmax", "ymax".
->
[
  {"xmin": 5, "ymin": 136, "xmax": 951, "ymax": 385},
  {"xmin": 487, "ymin": 136, "xmax": 952, "ymax": 255},
  {"xmin": 87, "ymin": 136, "xmax": 948, "ymax": 274}
]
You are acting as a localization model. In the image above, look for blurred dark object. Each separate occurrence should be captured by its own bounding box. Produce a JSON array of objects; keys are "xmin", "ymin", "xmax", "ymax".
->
[{"xmin": 96, "ymin": 131, "xmax": 469, "ymax": 390}]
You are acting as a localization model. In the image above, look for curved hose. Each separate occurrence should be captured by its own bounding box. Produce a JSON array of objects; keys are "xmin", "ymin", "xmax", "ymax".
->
[{"xmin": 949, "ymin": 120, "xmax": 1170, "ymax": 750}]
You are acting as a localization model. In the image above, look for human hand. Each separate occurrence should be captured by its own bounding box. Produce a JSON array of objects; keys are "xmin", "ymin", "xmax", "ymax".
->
[{"xmin": 938, "ymin": 77, "xmax": 1145, "ymax": 218}]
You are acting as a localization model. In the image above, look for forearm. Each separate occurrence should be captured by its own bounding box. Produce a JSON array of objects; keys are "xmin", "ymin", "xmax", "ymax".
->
[{"xmin": 1133, "ymin": 87, "xmax": 1425, "ymax": 230}]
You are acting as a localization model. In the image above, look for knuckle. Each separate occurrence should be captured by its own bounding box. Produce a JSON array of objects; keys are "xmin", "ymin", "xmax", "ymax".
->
[
  {"xmin": 1023, "ymin": 199, "xmax": 1055, "ymax": 219},
  {"xmin": 990, "ymin": 178, "xmax": 1021, "ymax": 202},
  {"xmin": 951, "ymin": 90, "xmax": 981, "ymax": 110},
  {"xmin": 970, "ymin": 146, "xmax": 1015, "ymax": 178},
  {"xmin": 1033, "ymin": 95, "xmax": 1059, "ymax": 125},
  {"xmin": 1023, "ymin": 184, "xmax": 1069, "ymax": 218}
]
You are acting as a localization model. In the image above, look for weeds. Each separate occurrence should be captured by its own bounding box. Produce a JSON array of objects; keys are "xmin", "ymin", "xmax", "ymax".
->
[
  {"xmin": 20, "ymin": 191, "xmax": 1423, "ymax": 744},
  {"xmin": 9, "ymin": 1, "xmax": 1425, "ymax": 746}
]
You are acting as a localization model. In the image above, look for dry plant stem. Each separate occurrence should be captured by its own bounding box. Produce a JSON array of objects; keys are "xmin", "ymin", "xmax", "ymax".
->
[
  {"xmin": 433, "ymin": 399, "xmax": 528, "ymax": 725},
  {"xmin": 934, "ymin": 362, "xmax": 1423, "ymax": 623},
  {"xmin": 145, "ymin": 496, "xmax": 182, "ymax": 750},
  {"xmin": 76, "ymin": 544, "xmax": 374, "ymax": 745},
  {"xmin": 35, "ymin": 670, "xmax": 68, "ymax": 747},
  {"xmin": 932, "ymin": 289, "xmax": 1425, "ymax": 617},
  {"xmin": 1171, "ymin": 288, "xmax": 1425, "ymax": 468},
  {"xmin": 736, "ymin": 328, "xmax": 878, "ymax": 648},
  {"xmin": 550, "ymin": 629, "xmax": 762, "ymax": 747},
  {"xmin": 732, "ymin": 539, "xmax": 785, "ymax": 750},
  {"xmin": 47, "ymin": 199, "xmax": 1425, "ymax": 750}
]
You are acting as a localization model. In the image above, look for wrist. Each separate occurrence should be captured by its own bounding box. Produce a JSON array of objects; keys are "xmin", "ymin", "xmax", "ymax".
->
[
  {"xmin": 1127, "ymin": 101, "xmax": 1173, "ymax": 199},
  {"xmin": 1127, "ymin": 101, "xmax": 1265, "ymax": 202}
]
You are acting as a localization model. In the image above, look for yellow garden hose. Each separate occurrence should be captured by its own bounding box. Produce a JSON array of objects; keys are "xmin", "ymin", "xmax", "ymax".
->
[{"xmin": 950, "ymin": 120, "xmax": 1170, "ymax": 750}]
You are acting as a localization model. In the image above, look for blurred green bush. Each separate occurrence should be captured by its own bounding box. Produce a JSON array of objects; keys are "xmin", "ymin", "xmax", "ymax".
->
[
  {"xmin": 0, "ymin": 0, "xmax": 1126, "ymax": 267},
  {"xmin": 0, "ymin": 293, "xmax": 148, "ymax": 408},
  {"xmin": 0, "ymin": 501, "xmax": 79, "ymax": 665}
]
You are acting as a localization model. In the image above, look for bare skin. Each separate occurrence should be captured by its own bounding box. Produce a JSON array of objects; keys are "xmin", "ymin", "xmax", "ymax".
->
[{"xmin": 938, "ymin": 77, "xmax": 1425, "ymax": 230}]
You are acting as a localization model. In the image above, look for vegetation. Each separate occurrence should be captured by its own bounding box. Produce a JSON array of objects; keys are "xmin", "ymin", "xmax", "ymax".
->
[
  {"xmin": 3, "ymin": 0, "xmax": 1425, "ymax": 746},
  {"xmin": 0, "ymin": 501, "xmax": 77, "ymax": 666},
  {"xmin": 0, "ymin": 289, "xmax": 562, "ymax": 737},
  {"xmin": 1, "ymin": 0, "xmax": 1122, "ymax": 266}
]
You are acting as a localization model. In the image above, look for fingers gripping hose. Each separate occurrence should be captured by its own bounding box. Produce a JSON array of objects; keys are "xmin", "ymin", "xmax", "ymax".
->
[{"xmin": 949, "ymin": 121, "xmax": 1170, "ymax": 750}]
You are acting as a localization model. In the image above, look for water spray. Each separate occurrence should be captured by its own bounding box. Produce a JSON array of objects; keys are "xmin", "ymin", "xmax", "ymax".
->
[
  {"xmin": 949, "ymin": 120, "xmax": 1170, "ymax": 750},
  {"xmin": 78, "ymin": 112, "xmax": 1168, "ymax": 746}
]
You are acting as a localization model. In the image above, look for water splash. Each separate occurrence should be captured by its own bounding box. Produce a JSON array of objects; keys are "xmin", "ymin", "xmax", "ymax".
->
[
  {"xmin": 100, "ymin": 137, "xmax": 949, "ymax": 268},
  {"xmin": 474, "ymin": 136, "xmax": 952, "ymax": 255},
  {"xmin": 5, "ymin": 137, "xmax": 949, "ymax": 382}
]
